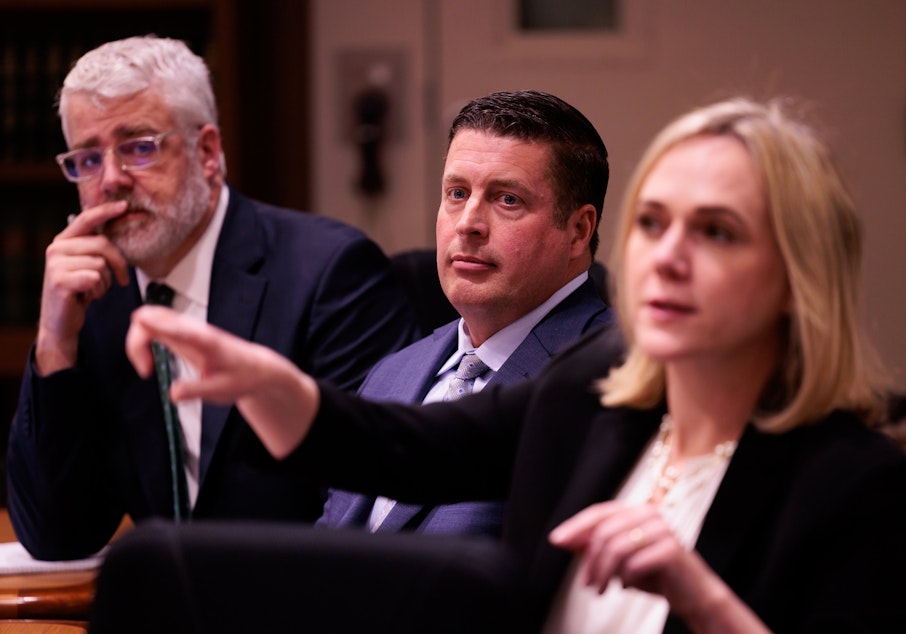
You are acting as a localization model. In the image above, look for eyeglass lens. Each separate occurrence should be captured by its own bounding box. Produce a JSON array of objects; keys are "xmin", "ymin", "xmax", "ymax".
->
[{"xmin": 59, "ymin": 135, "xmax": 166, "ymax": 180}]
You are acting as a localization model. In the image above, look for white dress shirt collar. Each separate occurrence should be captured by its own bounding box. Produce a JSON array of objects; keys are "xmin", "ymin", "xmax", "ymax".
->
[
  {"xmin": 438, "ymin": 270, "xmax": 589, "ymax": 376},
  {"xmin": 137, "ymin": 185, "xmax": 230, "ymax": 310}
]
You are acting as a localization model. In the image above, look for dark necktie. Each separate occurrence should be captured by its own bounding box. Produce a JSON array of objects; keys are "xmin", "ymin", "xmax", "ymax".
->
[{"xmin": 145, "ymin": 282, "xmax": 191, "ymax": 522}]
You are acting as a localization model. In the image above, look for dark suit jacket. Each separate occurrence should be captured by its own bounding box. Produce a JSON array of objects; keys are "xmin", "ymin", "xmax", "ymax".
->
[
  {"xmin": 319, "ymin": 278, "xmax": 612, "ymax": 536},
  {"xmin": 295, "ymin": 325, "xmax": 906, "ymax": 632},
  {"xmin": 6, "ymin": 189, "xmax": 418, "ymax": 561}
]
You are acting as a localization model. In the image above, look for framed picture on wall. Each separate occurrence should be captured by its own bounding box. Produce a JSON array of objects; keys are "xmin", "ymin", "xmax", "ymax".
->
[
  {"xmin": 490, "ymin": 0, "xmax": 653, "ymax": 62},
  {"xmin": 518, "ymin": 0, "xmax": 619, "ymax": 31}
]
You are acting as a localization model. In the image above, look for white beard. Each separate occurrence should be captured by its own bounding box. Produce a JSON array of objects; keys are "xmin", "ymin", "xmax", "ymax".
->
[{"xmin": 102, "ymin": 158, "xmax": 213, "ymax": 270}]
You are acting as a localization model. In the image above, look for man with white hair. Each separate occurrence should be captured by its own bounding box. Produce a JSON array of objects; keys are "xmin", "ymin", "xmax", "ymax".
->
[{"xmin": 6, "ymin": 35, "xmax": 417, "ymax": 561}]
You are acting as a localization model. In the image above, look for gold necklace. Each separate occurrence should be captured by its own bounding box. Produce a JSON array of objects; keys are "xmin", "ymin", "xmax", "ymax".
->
[{"xmin": 647, "ymin": 414, "xmax": 737, "ymax": 504}]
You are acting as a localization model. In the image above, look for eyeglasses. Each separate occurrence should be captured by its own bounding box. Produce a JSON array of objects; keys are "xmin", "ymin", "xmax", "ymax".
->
[{"xmin": 55, "ymin": 130, "xmax": 177, "ymax": 182}]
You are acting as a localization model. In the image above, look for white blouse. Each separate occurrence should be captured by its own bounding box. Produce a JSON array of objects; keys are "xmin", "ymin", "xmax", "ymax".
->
[{"xmin": 543, "ymin": 426, "xmax": 736, "ymax": 634}]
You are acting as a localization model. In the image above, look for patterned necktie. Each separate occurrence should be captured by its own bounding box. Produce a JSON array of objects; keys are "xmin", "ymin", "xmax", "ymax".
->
[
  {"xmin": 443, "ymin": 353, "xmax": 489, "ymax": 402},
  {"xmin": 145, "ymin": 282, "xmax": 191, "ymax": 522}
]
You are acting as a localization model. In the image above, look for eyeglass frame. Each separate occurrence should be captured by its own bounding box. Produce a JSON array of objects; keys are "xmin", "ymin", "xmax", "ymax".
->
[{"xmin": 55, "ymin": 130, "xmax": 178, "ymax": 183}]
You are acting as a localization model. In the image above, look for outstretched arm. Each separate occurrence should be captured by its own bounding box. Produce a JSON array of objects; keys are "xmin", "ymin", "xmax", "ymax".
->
[{"xmin": 126, "ymin": 305, "xmax": 319, "ymax": 459}]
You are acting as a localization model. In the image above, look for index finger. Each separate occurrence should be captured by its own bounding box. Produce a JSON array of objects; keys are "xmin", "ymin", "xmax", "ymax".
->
[
  {"xmin": 548, "ymin": 501, "xmax": 623, "ymax": 549},
  {"xmin": 126, "ymin": 305, "xmax": 232, "ymax": 373},
  {"xmin": 61, "ymin": 200, "xmax": 128, "ymax": 237},
  {"xmin": 125, "ymin": 306, "xmax": 158, "ymax": 378}
]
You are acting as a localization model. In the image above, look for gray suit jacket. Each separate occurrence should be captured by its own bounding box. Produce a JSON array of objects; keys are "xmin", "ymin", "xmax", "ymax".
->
[{"xmin": 318, "ymin": 277, "xmax": 612, "ymax": 536}]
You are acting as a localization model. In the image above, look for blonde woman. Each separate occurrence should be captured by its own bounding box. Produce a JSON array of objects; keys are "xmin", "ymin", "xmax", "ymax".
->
[{"xmin": 126, "ymin": 98, "xmax": 906, "ymax": 632}]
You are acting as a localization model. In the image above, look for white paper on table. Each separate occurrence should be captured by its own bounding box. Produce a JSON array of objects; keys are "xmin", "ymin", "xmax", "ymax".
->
[{"xmin": 0, "ymin": 541, "xmax": 106, "ymax": 575}]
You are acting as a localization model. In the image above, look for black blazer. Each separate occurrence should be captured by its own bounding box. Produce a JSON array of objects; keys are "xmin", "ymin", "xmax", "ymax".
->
[
  {"xmin": 7, "ymin": 189, "xmax": 418, "ymax": 560},
  {"xmin": 296, "ymin": 325, "xmax": 906, "ymax": 632}
]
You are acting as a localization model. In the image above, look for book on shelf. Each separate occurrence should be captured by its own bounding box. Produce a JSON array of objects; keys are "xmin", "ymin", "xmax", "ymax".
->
[
  {"xmin": 0, "ymin": 204, "xmax": 31, "ymax": 325},
  {"xmin": 0, "ymin": 37, "xmax": 72, "ymax": 166},
  {"xmin": 1, "ymin": 196, "xmax": 72, "ymax": 327},
  {"xmin": 0, "ymin": 9, "xmax": 214, "ymax": 168}
]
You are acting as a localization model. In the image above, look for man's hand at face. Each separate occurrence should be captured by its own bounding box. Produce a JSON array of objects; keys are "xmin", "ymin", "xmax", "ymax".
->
[{"xmin": 35, "ymin": 200, "xmax": 130, "ymax": 375}]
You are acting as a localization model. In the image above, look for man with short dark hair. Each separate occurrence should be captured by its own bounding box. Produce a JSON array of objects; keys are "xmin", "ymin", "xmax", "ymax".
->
[{"xmin": 318, "ymin": 90, "xmax": 613, "ymax": 536}]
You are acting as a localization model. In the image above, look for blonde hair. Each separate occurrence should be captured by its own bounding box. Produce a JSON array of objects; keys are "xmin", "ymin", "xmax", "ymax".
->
[{"xmin": 600, "ymin": 97, "xmax": 887, "ymax": 431}]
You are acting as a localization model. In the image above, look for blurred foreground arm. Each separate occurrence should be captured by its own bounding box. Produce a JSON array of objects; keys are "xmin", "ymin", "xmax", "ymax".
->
[{"xmin": 127, "ymin": 305, "xmax": 319, "ymax": 459}]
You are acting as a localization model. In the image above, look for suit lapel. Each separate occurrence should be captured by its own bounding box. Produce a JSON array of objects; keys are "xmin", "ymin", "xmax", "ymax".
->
[
  {"xmin": 693, "ymin": 425, "xmax": 797, "ymax": 579},
  {"xmin": 488, "ymin": 278, "xmax": 610, "ymax": 389},
  {"xmin": 337, "ymin": 494, "xmax": 379, "ymax": 528},
  {"xmin": 328, "ymin": 324, "xmax": 458, "ymax": 529},
  {"xmin": 529, "ymin": 407, "xmax": 662, "ymax": 592},
  {"xmin": 199, "ymin": 193, "xmax": 268, "ymax": 484},
  {"xmin": 112, "ymin": 272, "xmax": 175, "ymax": 514},
  {"xmin": 123, "ymin": 370, "xmax": 173, "ymax": 513},
  {"xmin": 488, "ymin": 338, "xmax": 537, "ymax": 387},
  {"xmin": 360, "ymin": 323, "xmax": 458, "ymax": 403},
  {"xmin": 407, "ymin": 324, "xmax": 459, "ymax": 402},
  {"xmin": 206, "ymin": 191, "xmax": 268, "ymax": 340},
  {"xmin": 550, "ymin": 407, "xmax": 662, "ymax": 527},
  {"xmin": 376, "ymin": 502, "xmax": 428, "ymax": 533},
  {"xmin": 371, "ymin": 326, "xmax": 458, "ymax": 526}
]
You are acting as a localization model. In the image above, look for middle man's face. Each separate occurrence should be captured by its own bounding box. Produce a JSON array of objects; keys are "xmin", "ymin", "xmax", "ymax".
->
[{"xmin": 436, "ymin": 130, "xmax": 584, "ymax": 346}]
